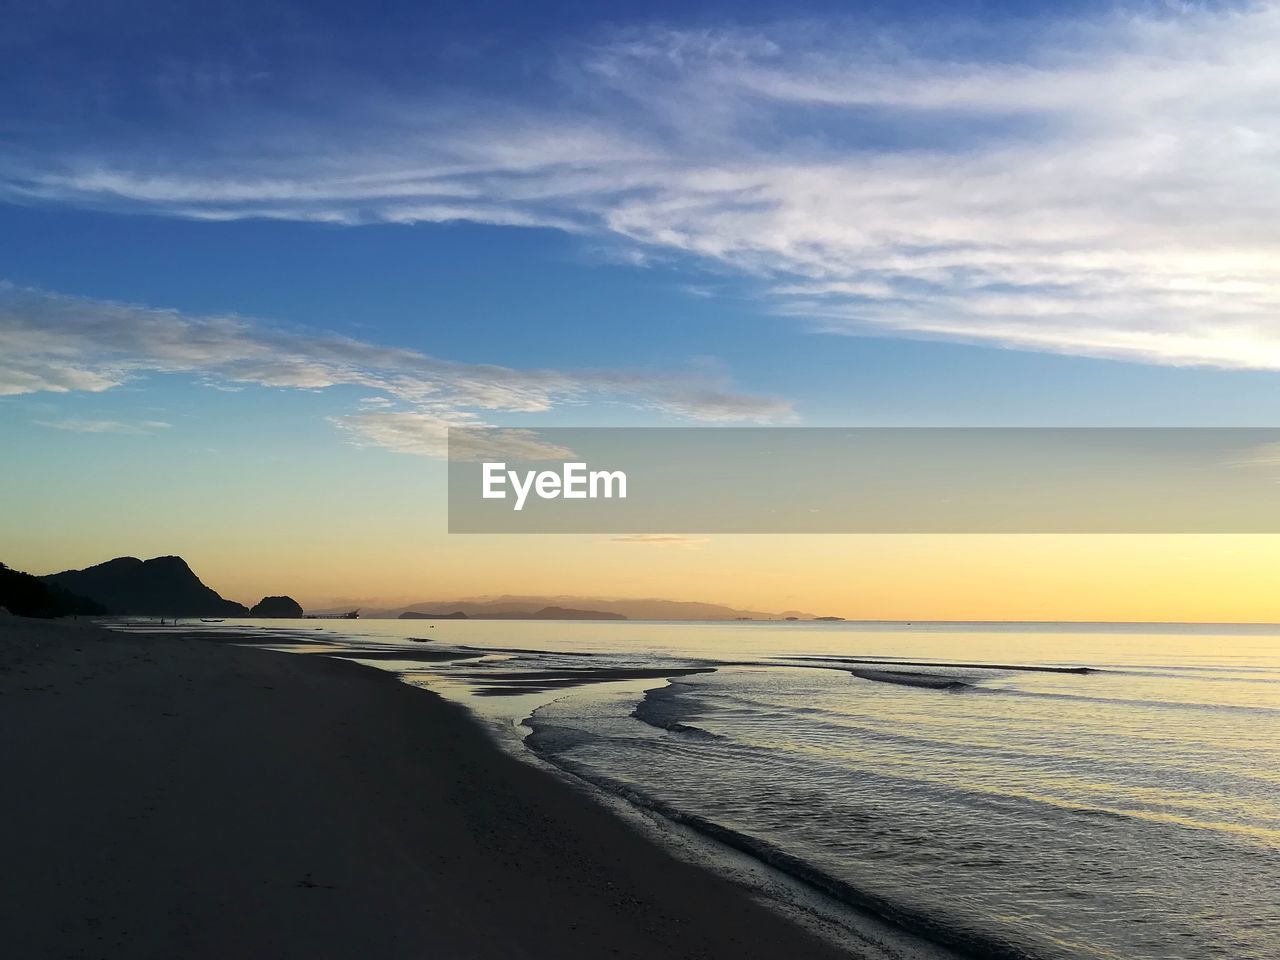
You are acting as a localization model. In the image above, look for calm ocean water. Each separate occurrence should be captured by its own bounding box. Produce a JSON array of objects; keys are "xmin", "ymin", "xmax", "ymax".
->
[{"xmin": 255, "ymin": 619, "xmax": 1280, "ymax": 960}]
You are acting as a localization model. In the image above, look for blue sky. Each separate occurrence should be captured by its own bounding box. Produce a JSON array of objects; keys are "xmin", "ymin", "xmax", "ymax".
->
[
  {"xmin": 3, "ymin": 0, "xmax": 1280, "ymax": 600},
  {"xmin": 5, "ymin": 197, "xmax": 1280, "ymax": 429}
]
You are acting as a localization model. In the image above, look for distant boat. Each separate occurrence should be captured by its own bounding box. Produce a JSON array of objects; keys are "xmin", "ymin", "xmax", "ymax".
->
[{"xmin": 200, "ymin": 618, "xmax": 224, "ymax": 623}]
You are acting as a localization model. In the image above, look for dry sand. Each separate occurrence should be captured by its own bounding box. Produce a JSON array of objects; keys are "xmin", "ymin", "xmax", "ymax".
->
[{"xmin": 0, "ymin": 617, "xmax": 858, "ymax": 959}]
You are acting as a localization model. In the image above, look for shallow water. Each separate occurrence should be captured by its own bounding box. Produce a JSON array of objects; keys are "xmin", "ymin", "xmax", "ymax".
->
[{"xmin": 232, "ymin": 619, "xmax": 1280, "ymax": 959}]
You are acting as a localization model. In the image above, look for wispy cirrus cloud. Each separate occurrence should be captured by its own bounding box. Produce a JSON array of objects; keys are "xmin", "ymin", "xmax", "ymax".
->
[
  {"xmin": 4, "ymin": 6, "xmax": 1280, "ymax": 370},
  {"xmin": 330, "ymin": 414, "xmax": 582, "ymax": 460},
  {"xmin": 605, "ymin": 534, "xmax": 709, "ymax": 547},
  {"xmin": 0, "ymin": 284, "xmax": 791, "ymax": 454},
  {"xmin": 34, "ymin": 417, "xmax": 171, "ymax": 435}
]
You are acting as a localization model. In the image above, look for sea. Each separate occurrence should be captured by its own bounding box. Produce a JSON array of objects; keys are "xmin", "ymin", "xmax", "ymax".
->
[{"xmin": 229, "ymin": 618, "xmax": 1279, "ymax": 960}]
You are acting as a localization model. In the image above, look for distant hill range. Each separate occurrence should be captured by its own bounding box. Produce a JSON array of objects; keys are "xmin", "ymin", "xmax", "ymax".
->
[
  {"xmin": 40, "ymin": 556, "xmax": 249, "ymax": 617},
  {"xmin": 399, "ymin": 605, "xmax": 626, "ymax": 621},
  {"xmin": 326, "ymin": 595, "xmax": 832, "ymax": 621}
]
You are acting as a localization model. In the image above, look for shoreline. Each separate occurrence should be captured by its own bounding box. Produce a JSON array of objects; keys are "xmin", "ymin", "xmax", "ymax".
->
[{"xmin": 0, "ymin": 616, "xmax": 863, "ymax": 959}]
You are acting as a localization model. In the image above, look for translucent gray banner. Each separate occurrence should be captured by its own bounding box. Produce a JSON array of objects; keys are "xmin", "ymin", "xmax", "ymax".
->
[{"xmin": 447, "ymin": 428, "xmax": 1280, "ymax": 533}]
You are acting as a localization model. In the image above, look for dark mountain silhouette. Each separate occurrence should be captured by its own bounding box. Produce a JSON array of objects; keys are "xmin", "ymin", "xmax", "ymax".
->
[
  {"xmin": 41, "ymin": 556, "xmax": 248, "ymax": 617},
  {"xmin": 1, "ymin": 562, "xmax": 108, "ymax": 618},
  {"xmin": 398, "ymin": 610, "xmax": 469, "ymax": 620},
  {"xmin": 250, "ymin": 596, "xmax": 304, "ymax": 618}
]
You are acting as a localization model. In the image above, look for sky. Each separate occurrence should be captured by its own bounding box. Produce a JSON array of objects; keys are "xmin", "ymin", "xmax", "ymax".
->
[{"xmin": 4, "ymin": 0, "xmax": 1280, "ymax": 619}]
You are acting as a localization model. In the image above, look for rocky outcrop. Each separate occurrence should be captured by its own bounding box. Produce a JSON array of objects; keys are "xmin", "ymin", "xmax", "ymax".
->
[{"xmin": 250, "ymin": 596, "xmax": 304, "ymax": 618}]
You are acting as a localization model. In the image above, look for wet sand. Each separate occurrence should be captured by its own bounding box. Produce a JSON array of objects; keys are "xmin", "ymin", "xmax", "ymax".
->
[{"xmin": 0, "ymin": 617, "xmax": 857, "ymax": 959}]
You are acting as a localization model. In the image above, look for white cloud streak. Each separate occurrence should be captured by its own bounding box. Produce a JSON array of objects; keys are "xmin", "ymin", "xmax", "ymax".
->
[
  {"xmin": 5, "ymin": 6, "xmax": 1280, "ymax": 369},
  {"xmin": 605, "ymin": 534, "xmax": 709, "ymax": 547},
  {"xmin": 34, "ymin": 418, "xmax": 171, "ymax": 435},
  {"xmin": 0, "ymin": 284, "xmax": 791, "ymax": 453}
]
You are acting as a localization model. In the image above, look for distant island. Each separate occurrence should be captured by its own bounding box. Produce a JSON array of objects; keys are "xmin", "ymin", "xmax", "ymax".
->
[{"xmin": 250, "ymin": 596, "xmax": 304, "ymax": 618}]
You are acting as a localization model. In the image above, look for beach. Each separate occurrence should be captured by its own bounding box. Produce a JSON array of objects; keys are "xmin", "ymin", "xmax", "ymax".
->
[{"xmin": 0, "ymin": 616, "xmax": 857, "ymax": 959}]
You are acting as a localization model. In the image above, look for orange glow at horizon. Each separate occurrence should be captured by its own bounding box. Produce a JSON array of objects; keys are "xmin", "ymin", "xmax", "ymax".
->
[{"xmin": 11, "ymin": 530, "xmax": 1280, "ymax": 623}]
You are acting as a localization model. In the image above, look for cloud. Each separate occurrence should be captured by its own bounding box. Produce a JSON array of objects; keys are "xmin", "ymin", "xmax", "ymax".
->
[
  {"xmin": 1236, "ymin": 441, "xmax": 1280, "ymax": 467},
  {"xmin": 328, "ymin": 411, "xmax": 477, "ymax": 457},
  {"xmin": 34, "ymin": 418, "xmax": 171, "ymax": 434},
  {"xmin": 1231, "ymin": 440, "xmax": 1280, "ymax": 484},
  {"xmin": 6, "ymin": 6, "xmax": 1280, "ymax": 369},
  {"xmin": 604, "ymin": 534, "xmax": 708, "ymax": 547},
  {"xmin": 1, "ymin": 283, "xmax": 791, "ymax": 453},
  {"xmin": 329, "ymin": 414, "xmax": 578, "ymax": 460}
]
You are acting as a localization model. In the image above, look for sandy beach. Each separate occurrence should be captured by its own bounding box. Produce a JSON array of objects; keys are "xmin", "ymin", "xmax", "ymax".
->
[{"xmin": 0, "ymin": 617, "xmax": 855, "ymax": 960}]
